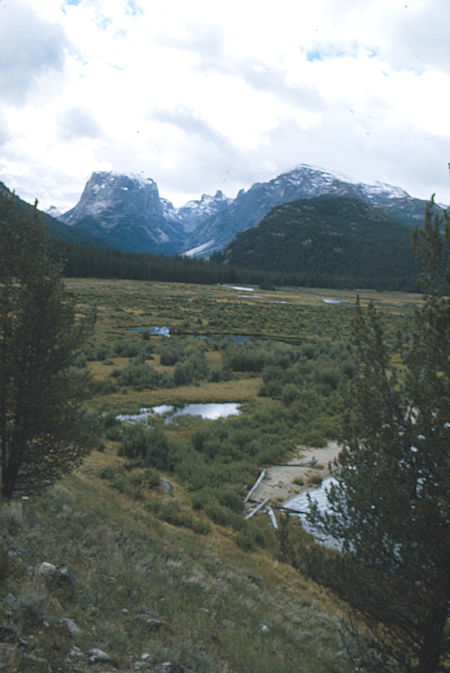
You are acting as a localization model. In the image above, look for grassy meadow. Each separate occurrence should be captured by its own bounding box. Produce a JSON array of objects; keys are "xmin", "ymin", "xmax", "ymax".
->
[{"xmin": 0, "ymin": 278, "xmax": 422, "ymax": 673}]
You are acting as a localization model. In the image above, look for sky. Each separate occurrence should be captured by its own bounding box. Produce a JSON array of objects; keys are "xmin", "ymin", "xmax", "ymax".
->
[{"xmin": 0, "ymin": 0, "xmax": 449, "ymax": 212}]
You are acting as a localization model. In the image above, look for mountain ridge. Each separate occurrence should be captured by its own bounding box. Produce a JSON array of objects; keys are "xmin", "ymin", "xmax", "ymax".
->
[{"xmin": 58, "ymin": 165, "xmax": 431, "ymax": 257}]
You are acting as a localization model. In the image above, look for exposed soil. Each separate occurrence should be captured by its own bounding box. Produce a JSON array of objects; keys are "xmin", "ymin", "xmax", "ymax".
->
[{"xmin": 249, "ymin": 441, "xmax": 342, "ymax": 505}]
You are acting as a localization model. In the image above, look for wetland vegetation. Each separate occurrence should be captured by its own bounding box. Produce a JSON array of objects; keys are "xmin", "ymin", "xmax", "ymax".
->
[
  {"xmin": 71, "ymin": 278, "xmax": 418, "ymax": 541},
  {"xmin": 1, "ymin": 276, "xmax": 426, "ymax": 673}
]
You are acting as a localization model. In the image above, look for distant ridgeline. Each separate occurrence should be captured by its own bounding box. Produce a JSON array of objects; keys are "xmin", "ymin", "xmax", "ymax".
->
[
  {"xmin": 0, "ymin": 182, "xmax": 424, "ymax": 290},
  {"xmin": 0, "ymin": 182, "xmax": 111, "ymax": 250}
]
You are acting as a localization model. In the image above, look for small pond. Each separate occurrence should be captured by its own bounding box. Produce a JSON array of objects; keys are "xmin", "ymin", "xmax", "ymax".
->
[
  {"xmin": 117, "ymin": 402, "xmax": 242, "ymax": 425},
  {"xmin": 285, "ymin": 477, "xmax": 341, "ymax": 548},
  {"xmin": 319, "ymin": 298, "xmax": 349, "ymax": 305},
  {"xmin": 129, "ymin": 326, "xmax": 170, "ymax": 336}
]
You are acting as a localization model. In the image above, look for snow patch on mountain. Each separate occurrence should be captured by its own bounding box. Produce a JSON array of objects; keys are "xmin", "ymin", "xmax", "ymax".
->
[
  {"xmin": 183, "ymin": 240, "xmax": 216, "ymax": 257},
  {"xmin": 357, "ymin": 181, "xmax": 409, "ymax": 200}
]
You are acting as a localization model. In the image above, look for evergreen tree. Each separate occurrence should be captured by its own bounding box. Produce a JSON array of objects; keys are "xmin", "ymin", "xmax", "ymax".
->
[
  {"xmin": 0, "ymin": 192, "xmax": 95, "ymax": 499},
  {"xmin": 303, "ymin": 197, "xmax": 449, "ymax": 672}
]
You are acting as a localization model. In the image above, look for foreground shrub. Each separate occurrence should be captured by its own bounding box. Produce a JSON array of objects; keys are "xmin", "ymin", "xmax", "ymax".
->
[
  {"xmin": 119, "ymin": 425, "xmax": 176, "ymax": 471},
  {"xmin": 113, "ymin": 360, "xmax": 172, "ymax": 390}
]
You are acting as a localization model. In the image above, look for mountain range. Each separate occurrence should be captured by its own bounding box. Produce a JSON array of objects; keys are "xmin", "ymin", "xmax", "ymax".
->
[{"xmin": 58, "ymin": 165, "xmax": 430, "ymax": 258}]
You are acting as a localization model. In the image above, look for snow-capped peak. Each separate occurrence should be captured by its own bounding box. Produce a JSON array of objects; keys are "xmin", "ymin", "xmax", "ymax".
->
[
  {"xmin": 357, "ymin": 180, "xmax": 410, "ymax": 200},
  {"xmin": 45, "ymin": 205, "xmax": 63, "ymax": 218}
]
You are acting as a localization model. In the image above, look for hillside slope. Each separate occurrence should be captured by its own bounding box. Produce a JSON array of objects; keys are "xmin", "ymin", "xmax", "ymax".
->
[
  {"xmin": 215, "ymin": 195, "xmax": 419, "ymax": 288},
  {"xmin": 0, "ymin": 450, "xmax": 350, "ymax": 673},
  {"xmin": 0, "ymin": 182, "xmax": 113, "ymax": 249}
]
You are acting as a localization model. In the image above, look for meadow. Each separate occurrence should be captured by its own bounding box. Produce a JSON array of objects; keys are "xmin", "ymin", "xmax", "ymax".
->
[{"xmin": 0, "ymin": 278, "xmax": 421, "ymax": 673}]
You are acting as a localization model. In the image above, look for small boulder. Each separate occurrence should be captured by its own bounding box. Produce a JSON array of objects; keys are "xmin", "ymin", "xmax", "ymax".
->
[
  {"xmin": 4, "ymin": 593, "xmax": 17, "ymax": 608},
  {"xmin": 159, "ymin": 478, "xmax": 173, "ymax": 493},
  {"xmin": 69, "ymin": 645, "xmax": 84, "ymax": 659},
  {"xmin": 59, "ymin": 617, "xmax": 81, "ymax": 637},
  {"xmin": 38, "ymin": 562, "xmax": 57, "ymax": 577},
  {"xmin": 88, "ymin": 648, "xmax": 111, "ymax": 663},
  {"xmin": 157, "ymin": 664, "xmax": 185, "ymax": 673},
  {"xmin": 58, "ymin": 563, "xmax": 77, "ymax": 587}
]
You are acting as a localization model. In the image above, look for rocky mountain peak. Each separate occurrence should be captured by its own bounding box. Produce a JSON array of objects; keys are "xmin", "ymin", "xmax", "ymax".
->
[{"xmin": 59, "ymin": 165, "xmax": 428, "ymax": 258}]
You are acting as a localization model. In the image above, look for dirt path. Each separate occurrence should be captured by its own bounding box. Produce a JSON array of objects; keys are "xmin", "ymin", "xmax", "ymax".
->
[{"xmin": 249, "ymin": 441, "xmax": 342, "ymax": 505}]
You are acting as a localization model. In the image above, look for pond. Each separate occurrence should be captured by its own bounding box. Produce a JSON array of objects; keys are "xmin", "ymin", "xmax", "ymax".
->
[
  {"xmin": 129, "ymin": 326, "xmax": 170, "ymax": 336},
  {"xmin": 117, "ymin": 402, "xmax": 242, "ymax": 425},
  {"xmin": 319, "ymin": 298, "xmax": 349, "ymax": 305},
  {"xmin": 285, "ymin": 477, "xmax": 341, "ymax": 548}
]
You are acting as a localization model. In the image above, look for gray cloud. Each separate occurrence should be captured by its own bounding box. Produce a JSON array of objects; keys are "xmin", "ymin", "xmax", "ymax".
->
[
  {"xmin": 237, "ymin": 60, "xmax": 325, "ymax": 112},
  {"xmin": 151, "ymin": 106, "xmax": 228, "ymax": 147},
  {"xmin": 57, "ymin": 107, "xmax": 103, "ymax": 141},
  {"xmin": 0, "ymin": 1, "xmax": 69, "ymax": 104},
  {"xmin": 143, "ymin": 106, "xmax": 256, "ymax": 197}
]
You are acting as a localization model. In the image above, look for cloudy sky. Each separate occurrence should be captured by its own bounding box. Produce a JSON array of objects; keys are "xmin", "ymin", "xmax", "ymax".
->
[{"xmin": 1, "ymin": 0, "xmax": 449, "ymax": 211}]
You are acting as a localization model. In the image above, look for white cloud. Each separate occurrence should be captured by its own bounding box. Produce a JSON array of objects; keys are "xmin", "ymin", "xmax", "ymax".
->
[{"xmin": 1, "ymin": 0, "xmax": 449, "ymax": 210}]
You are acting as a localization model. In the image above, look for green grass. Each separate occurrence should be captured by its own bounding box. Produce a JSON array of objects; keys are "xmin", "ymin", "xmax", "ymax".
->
[{"xmin": 0, "ymin": 466, "xmax": 351, "ymax": 673}]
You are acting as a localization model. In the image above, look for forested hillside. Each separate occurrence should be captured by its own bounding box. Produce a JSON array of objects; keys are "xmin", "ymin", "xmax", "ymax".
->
[{"xmin": 214, "ymin": 195, "xmax": 420, "ymax": 290}]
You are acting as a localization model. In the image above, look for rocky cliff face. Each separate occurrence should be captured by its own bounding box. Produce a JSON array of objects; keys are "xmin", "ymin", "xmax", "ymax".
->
[
  {"xmin": 60, "ymin": 166, "xmax": 428, "ymax": 257},
  {"xmin": 60, "ymin": 172, "xmax": 185, "ymax": 254}
]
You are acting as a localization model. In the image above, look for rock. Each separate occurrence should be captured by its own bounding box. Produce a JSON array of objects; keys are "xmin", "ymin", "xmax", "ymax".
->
[
  {"xmin": 69, "ymin": 645, "xmax": 84, "ymax": 658},
  {"xmin": 4, "ymin": 593, "xmax": 17, "ymax": 608},
  {"xmin": 157, "ymin": 663, "xmax": 185, "ymax": 673},
  {"xmin": 159, "ymin": 478, "xmax": 173, "ymax": 493},
  {"xmin": 88, "ymin": 648, "xmax": 111, "ymax": 663},
  {"xmin": 58, "ymin": 563, "xmax": 77, "ymax": 587},
  {"xmin": 59, "ymin": 617, "xmax": 82, "ymax": 636},
  {"xmin": 38, "ymin": 562, "xmax": 57, "ymax": 576},
  {"xmin": 259, "ymin": 623, "xmax": 269, "ymax": 632},
  {"xmin": 141, "ymin": 652, "xmax": 151, "ymax": 660}
]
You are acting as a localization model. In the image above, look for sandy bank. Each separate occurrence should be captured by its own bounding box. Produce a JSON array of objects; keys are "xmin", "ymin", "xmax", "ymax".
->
[{"xmin": 249, "ymin": 441, "xmax": 342, "ymax": 505}]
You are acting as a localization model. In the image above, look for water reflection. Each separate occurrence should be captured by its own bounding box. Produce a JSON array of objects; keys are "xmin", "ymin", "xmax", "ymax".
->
[
  {"xmin": 129, "ymin": 326, "xmax": 170, "ymax": 336},
  {"xmin": 285, "ymin": 477, "xmax": 341, "ymax": 548},
  {"xmin": 117, "ymin": 402, "xmax": 241, "ymax": 425}
]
